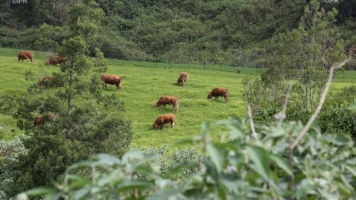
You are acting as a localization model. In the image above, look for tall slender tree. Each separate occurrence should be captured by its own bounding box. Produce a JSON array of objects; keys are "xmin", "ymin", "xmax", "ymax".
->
[{"xmin": 4, "ymin": 0, "xmax": 133, "ymax": 197}]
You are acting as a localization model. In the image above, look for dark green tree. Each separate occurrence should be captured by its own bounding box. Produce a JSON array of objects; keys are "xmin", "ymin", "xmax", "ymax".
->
[
  {"xmin": 242, "ymin": 0, "xmax": 352, "ymax": 123},
  {"xmin": 3, "ymin": 0, "xmax": 133, "ymax": 197}
]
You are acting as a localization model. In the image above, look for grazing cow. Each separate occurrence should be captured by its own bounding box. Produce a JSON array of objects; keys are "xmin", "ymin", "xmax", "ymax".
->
[
  {"xmin": 18, "ymin": 51, "xmax": 34, "ymax": 62},
  {"xmin": 152, "ymin": 113, "xmax": 176, "ymax": 130},
  {"xmin": 45, "ymin": 56, "xmax": 67, "ymax": 66},
  {"xmin": 207, "ymin": 88, "xmax": 229, "ymax": 102},
  {"xmin": 37, "ymin": 76, "xmax": 61, "ymax": 88},
  {"xmin": 156, "ymin": 96, "xmax": 179, "ymax": 112},
  {"xmin": 177, "ymin": 72, "xmax": 189, "ymax": 86},
  {"xmin": 33, "ymin": 114, "xmax": 56, "ymax": 126},
  {"xmin": 100, "ymin": 74, "xmax": 122, "ymax": 90}
]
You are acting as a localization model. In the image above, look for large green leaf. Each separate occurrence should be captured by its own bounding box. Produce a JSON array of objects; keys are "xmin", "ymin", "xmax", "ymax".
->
[
  {"xmin": 170, "ymin": 135, "xmax": 203, "ymax": 146},
  {"xmin": 270, "ymin": 154, "xmax": 293, "ymax": 177},
  {"xmin": 73, "ymin": 186, "xmax": 91, "ymax": 200},
  {"xmin": 162, "ymin": 162, "xmax": 200, "ymax": 178},
  {"xmin": 25, "ymin": 187, "xmax": 58, "ymax": 196},
  {"xmin": 246, "ymin": 145, "xmax": 270, "ymax": 180},
  {"xmin": 345, "ymin": 104, "xmax": 356, "ymax": 110},
  {"xmin": 207, "ymin": 142, "xmax": 225, "ymax": 173},
  {"xmin": 43, "ymin": 192, "xmax": 63, "ymax": 200},
  {"xmin": 215, "ymin": 118, "xmax": 244, "ymax": 139},
  {"xmin": 147, "ymin": 188, "xmax": 182, "ymax": 200},
  {"xmin": 116, "ymin": 180, "xmax": 155, "ymax": 191},
  {"xmin": 67, "ymin": 174, "xmax": 91, "ymax": 189}
]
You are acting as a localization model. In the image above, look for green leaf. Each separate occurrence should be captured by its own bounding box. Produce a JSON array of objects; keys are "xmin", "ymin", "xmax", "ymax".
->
[
  {"xmin": 201, "ymin": 121, "xmax": 210, "ymax": 137},
  {"xmin": 92, "ymin": 153, "xmax": 121, "ymax": 165},
  {"xmin": 67, "ymin": 174, "xmax": 91, "ymax": 189},
  {"xmin": 117, "ymin": 180, "xmax": 154, "ymax": 191},
  {"xmin": 162, "ymin": 162, "xmax": 200, "ymax": 178},
  {"xmin": 25, "ymin": 187, "xmax": 58, "ymax": 196},
  {"xmin": 246, "ymin": 145, "xmax": 270, "ymax": 180},
  {"xmin": 73, "ymin": 186, "xmax": 91, "ymax": 200},
  {"xmin": 170, "ymin": 135, "xmax": 203, "ymax": 146},
  {"xmin": 205, "ymin": 157, "xmax": 219, "ymax": 182},
  {"xmin": 335, "ymin": 133, "xmax": 351, "ymax": 145},
  {"xmin": 215, "ymin": 119, "xmax": 244, "ymax": 139},
  {"xmin": 43, "ymin": 192, "xmax": 63, "ymax": 200},
  {"xmin": 270, "ymin": 154, "xmax": 293, "ymax": 177},
  {"xmin": 270, "ymin": 126, "xmax": 286, "ymax": 137},
  {"xmin": 147, "ymin": 188, "xmax": 181, "ymax": 200},
  {"xmin": 207, "ymin": 143, "xmax": 225, "ymax": 173},
  {"xmin": 346, "ymin": 165, "xmax": 356, "ymax": 177},
  {"xmin": 97, "ymin": 173, "xmax": 115, "ymax": 187},
  {"xmin": 345, "ymin": 104, "xmax": 356, "ymax": 110}
]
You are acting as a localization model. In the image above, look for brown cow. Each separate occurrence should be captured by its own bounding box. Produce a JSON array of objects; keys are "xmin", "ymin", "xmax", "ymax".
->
[
  {"xmin": 156, "ymin": 96, "xmax": 179, "ymax": 112},
  {"xmin": 37, "ymin": 76, "xmax": 62, "ymax": 88},
  {"xmin": 207, "ymin": 88, "xmax": 229, "ymax": 102},
  {"xmin": 45, "ymin": 56, "xmax": 67, "ymax": 66},
  {"xmin": 33, "ymin": 114, "xmax": 56, "ymax": 126},
  {"xmin": 100, "ymin": 74, "xmax": 122, "ymax": 90},
  {"xmin": 177, "ymin": 72, "xmax": 189, "ymax": 86},
  {"xmin": 18, "ymin": 51, "xmax": 34, "ymax": 62},
  {"xmin": 152, "ymin": 113, "xmax": 177, "ymax": 130}
]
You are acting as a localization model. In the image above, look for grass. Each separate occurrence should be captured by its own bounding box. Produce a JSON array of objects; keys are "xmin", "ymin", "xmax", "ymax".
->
[{"xmin": 0, "ymin": 47, "xmax": 355, "ymax": 148}]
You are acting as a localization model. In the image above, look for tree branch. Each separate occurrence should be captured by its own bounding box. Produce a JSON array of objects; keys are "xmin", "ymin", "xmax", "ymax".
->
[
  {"xmin": 247, "ymin": 104, "xmax": 261, "ymax": 145},
  {"xmin": 291, "ymin": 56, "xmax": 352, "ymax": 149}
]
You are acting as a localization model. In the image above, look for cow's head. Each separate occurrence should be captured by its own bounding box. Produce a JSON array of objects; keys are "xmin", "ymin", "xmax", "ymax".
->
[
  {"xmin": 207, "ymin": 93, "xmax": 213, "ymax": 99},
  {"xmin": 155, "ymin": 101, "xmax": 160, "ymax": 107},
  {"xmin": 153, "ymin": 123, "xmax": 158, "ymax": 130}
]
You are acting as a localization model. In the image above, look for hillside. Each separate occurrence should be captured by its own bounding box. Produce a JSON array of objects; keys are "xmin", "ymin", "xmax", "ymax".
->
[{"xmin": 1, "ymin": 0, "xmax": 355, "ymax": 66}]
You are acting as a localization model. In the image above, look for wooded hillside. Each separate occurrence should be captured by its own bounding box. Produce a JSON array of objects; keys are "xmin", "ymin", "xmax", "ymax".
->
[{"xmin": 1, "ymin": 0, "xmax": 355, "ymax": 65}]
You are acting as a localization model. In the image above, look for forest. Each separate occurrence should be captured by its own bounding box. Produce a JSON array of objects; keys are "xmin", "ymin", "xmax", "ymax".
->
[
  {"xmin": 0, "ymin": 0, "xmax": 356, "ymax": 66},
  {"xmin": 1, "ymin": 0, "xmax": 356, "ymax": 199}
]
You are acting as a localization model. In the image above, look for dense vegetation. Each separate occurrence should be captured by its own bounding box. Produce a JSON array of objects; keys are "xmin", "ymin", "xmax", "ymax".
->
[
  {"xmin": 1, "ymin": 0, "xmax": 356, "ymax": 199},
  {"xmin": 1, "ymin": 0, "xmax": 356, "ymax": 66}
]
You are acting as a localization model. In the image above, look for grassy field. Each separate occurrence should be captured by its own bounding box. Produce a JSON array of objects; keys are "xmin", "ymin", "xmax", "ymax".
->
[{"xmin": 1, "ymin": 47, "xmax": 355, "ymax": 149}]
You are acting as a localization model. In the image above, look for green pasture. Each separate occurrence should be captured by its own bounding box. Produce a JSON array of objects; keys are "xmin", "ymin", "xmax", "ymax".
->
[{"xmin": 0, "ymin": 47, "xmax": 355, "ymax": 148}]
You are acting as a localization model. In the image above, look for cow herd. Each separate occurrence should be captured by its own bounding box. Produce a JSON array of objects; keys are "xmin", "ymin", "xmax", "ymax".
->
[
  {"xmin": 17, "ymin": 52, "xmax": 230, "ymax": 130},
  {"xmin": 152, "ymin": 72, "xmax": 230, "ymax": 130}
]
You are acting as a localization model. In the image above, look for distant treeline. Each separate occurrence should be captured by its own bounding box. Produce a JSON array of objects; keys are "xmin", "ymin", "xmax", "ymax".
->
[{"xmin": 0, "ymin": 0, "xmax": 356, "ymax": 66}]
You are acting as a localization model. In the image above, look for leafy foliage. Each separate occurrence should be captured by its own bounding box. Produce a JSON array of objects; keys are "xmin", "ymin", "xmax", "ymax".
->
[
  {"xmin": 0, "ymin": 135, "xmax": 29, "ymax": 200},
  {"xmin": 242, "ymin": 0, "xmax": 354, "ymax": 126},
  {"xmin": 19, "ymin": 116, "xmax": 356, "ymax": 199}
]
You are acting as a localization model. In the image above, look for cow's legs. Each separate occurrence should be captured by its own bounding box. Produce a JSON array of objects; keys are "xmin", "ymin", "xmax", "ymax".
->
[
  {"xmin": 171, "ymin": 121, "xmax": 175, "ymax": 128},
  {"xmin": 215, "ymin": 96, "xmax": 218, "ymax": 100},
  {"xmin": 174, "ymin": 100, "xmax": 179, "ymax": 112}
]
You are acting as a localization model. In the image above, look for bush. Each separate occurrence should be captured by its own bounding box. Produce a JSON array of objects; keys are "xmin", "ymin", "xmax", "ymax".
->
[
  {"xmin": 18, "ymin": 116, "xmax": 356, "ymax": 199},
  {"xmin": 0, "ymin": 135, "xmax": 30, "ymax": 200},
  {"xmin": 131, "ymin": 146, "xmax": 203, "ymax": 179}
]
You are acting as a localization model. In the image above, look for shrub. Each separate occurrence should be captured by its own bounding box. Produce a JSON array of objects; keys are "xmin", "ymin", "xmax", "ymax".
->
[
  {"xmin": 0, "ymin": 135, "xmax": 30, "ymax": 200},
  {"xmin": 18, "ymin": 116, "xmax": 356, "ymax": 199}
]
